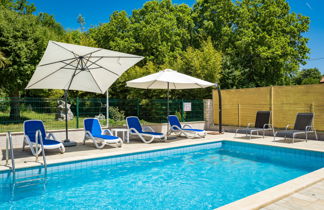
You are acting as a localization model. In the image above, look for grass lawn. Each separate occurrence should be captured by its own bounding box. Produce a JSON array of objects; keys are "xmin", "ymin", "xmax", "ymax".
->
[{"xmin": 0, "ymin": 111, "xmax": 126, "ymax": 133}]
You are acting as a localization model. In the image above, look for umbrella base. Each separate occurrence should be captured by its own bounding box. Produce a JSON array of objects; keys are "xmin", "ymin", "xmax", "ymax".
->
[{"xmin": 63, "ymin": 140, "xmax": 77, "ymax": 147}]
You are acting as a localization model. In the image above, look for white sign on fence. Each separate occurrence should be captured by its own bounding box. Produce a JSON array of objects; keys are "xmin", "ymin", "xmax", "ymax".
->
[{"xmin": 183, "ymin": 102, "xmax": 192, "ymax": 112}]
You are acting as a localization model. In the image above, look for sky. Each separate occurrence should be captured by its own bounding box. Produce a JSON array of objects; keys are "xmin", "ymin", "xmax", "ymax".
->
[{"xmin": 29, "ymin": 0, "xmax": 324, "ymax": 73}]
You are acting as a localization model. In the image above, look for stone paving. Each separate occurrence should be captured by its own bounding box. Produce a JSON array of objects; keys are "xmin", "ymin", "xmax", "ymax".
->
[
  {"xmin": 1, "ymin": 130, "xmax": 324, "ymax": 209},
  {"xmin": 262, "ymin": 181, "xmax": 324, "ymax": 210}
]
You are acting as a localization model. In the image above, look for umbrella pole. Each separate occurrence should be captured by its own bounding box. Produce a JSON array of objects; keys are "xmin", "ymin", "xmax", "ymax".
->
[
  {"xmin": 106, "ymin": 90, "xmax": 109, "ymax": 128},
  {"xmin": 167, "ymin": 82, "xmax": 170, "ymax": 116},
  {"xmin": 63, "ymin": 90, "xmax": 77, "ymax": 147},
  {"xmin": 64, "ymin": 90, "xmax": 69, "ymax": 141},
  {"xmin": 166, "ymin": 82, "xmax": 176, "ymax": 140}
]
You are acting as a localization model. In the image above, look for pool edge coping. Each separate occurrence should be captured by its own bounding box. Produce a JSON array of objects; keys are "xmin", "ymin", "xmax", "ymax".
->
[
  {"xmin": 0, "ymin": 139, "xmax": 222, "ymax": 172},
  {"xmin": 216, "ymin": 168, "xmax": 324, "ymax": 210}
]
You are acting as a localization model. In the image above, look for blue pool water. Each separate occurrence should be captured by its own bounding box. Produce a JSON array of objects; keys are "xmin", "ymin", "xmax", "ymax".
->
[{"xmin": 1, "ymin": 141, "xmax": 324, "ymax": 209}]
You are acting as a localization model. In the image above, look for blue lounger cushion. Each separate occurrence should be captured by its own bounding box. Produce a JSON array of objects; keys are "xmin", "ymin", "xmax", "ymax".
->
[
  {"xmin": 92, "ymin": 134, "xmax": 120, "ymax": 140},
  {"xmin": 182, "ymin": 128, "xmax": 205, "ymax": 132},
  {"xmin": 141, "ymin": 131, "xmax": 164, "ymax": 136},
  {"xmin": 41, "ymin": 139, "xmax": 62, "ymax": 145}
]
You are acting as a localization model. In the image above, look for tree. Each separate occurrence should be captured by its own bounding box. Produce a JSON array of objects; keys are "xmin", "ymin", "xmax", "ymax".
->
[
  {"xmin": 130, "ymin": 0, "xmax": 194, "ymax": 64},
  {"xmin": 89, "ymin": 11, "xmax": 142, "ymax": 54},
  {"xmin": 38, "ymin": 12, "xmax": 65, "ymax": 36},
  {"xmin": 193, "ymin": 0, "xmax": 310, "ymax": 89},
  {"xmin": 294, "ymin": 68, "xmax": 322, "ymax": 85},
  {"xmin": 0, "ymin": 8, "xmax": 62, "ymax": 119},
  {"xmin": 90, "ymin": 0, "xmax": 194, "ymax": 65},
  {"xmin": 167, "ymin": 38, "xmax": 222, "ymax": 99},
  {"xmin": 0, "ymin": 0, "xmax": 36, "ymax": 14},
  {"xmin": 77, "ymin": 14, "xmax": 86, "ymax": 32}
]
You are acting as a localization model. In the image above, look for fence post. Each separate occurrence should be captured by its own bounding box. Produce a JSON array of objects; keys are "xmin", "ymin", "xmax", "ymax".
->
[
  {"xmin": 238, "ymin": 104, "xmax": 240, "ymax": 127},
  {"xmin": 181, "ymin": 99, "xmax": 184, "ymax": 122},
  {"xmin": 76, "ymin": 97, "xmax": 79, "ymax": 129},
  {"xmin": 137, "ymin": 99, "xmax": 140, "ymax": 117},
  {"xmin": 270, "ymin": 86, "xmax": 274, "ymax": 127}
]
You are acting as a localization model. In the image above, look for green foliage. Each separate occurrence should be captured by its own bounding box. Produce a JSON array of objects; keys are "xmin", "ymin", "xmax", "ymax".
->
[
  {"xmin": 37, "ymin": 12, "xmax": 65, "ymax": 36},
  {"xmin": 0, "ymin": 8, "xmax": 61, "ymax": 97},
  {"xmin": 0, "ymin": 0, "xmax": 36, "ymax": 14},
  {"xmin": 167, "ymin": 38, "xmax": 221, "ymax": 98},
  {"xmin": 90, "ymin": 11, "xmax": 141, "ymax": 53},
  {"xmin": 193, "ymin": 0, "xmax": 310, "ymax": 88},
  {"xmin": 109, "ymin": 106, "xmax": 125, "ymax": 122},
  {"xmin": 63, "ymin": 30, "xmax": 97, "ymax": 47},
  {"xmin": 0, "ymin": 51, "xmax": 10, "ymax": 68},
  {"xmin": 90, "ymin": 0, "xmax": 194, "ymax": 64},
  {"xmin": 0, "ymin": 0, "xmax": 314, "ymax": 106},
  {"xmin": 294, "ymin": 68, "xmax": 322, "ymax": 85},
  {"xmin": 109, "ymin": 61, "xmax": 166, "ymax": 99}
]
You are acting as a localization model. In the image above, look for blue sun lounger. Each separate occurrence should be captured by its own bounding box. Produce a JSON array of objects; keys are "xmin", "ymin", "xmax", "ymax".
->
[
  {"xmin": 83, "ymin": 118, "xmax": 122, "ymax": 148},
  {"xmin": 23, "ymin": 120, "xmax": 65, "ymax": 156},
  {"xmin": 126, "ymin": 116, "xmax": 166, "ymax": 143},
  {"xmin": 167, "ymin": 115, "xmax": 206, "ymax": 138}
]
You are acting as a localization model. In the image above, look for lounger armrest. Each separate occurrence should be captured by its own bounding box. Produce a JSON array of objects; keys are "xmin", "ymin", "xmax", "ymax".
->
[
  {"xmin": 46, "ymin": 132, "xmax": 58, "ymax": 141},
  {"xmin": 305, "ymin": 126, "xmax": 315, "ymax": 132},
  {"xmin": 263, "ymin": 124, "xmax": 272, "ymax": 129},
  {"xmin": 171, "ymin": 125, "xmax": 182, "ymax": 131},
  {"xmin": 85, "ymin": 131, "xmax": 94, "ymax": 139},
  {"xmin": 143, "ymin": 126, "xmax": 155, "ymax": 132},
  {"xmin": 183, "ymin": 124, "xmax": 193, "ymax": 129},
  {"xmin": 129, "ymin": 128, "xmax": 140, "ymax": 134},
  {"xmin": 102, "ymin": 129, "xmax": 113, "ymax": 136}
]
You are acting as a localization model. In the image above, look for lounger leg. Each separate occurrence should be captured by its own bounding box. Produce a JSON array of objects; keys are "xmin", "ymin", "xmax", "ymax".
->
[
  {"xmin": 249, "ymin": 130, "xmax": 253, "ymax": 140},
  {"xmin": 305, "ymin": 132, "xmax": 308, "ymax": 142},
  {"xmin": 93, "ymin": 139, "xmax": 106, "ymax": 149},
  {"xmin": 314, "ymin": 131, "xmax": 318, "ymax": 141},
  {"xmin": 60, "ymin": 144, "xmax": 65, "ymax": 154},
  {"xmin": 273, "ymin": 132, "xmax": 277, "ymax": 142},
  {"xmin": 22, "ymin": 138, "xmax": 26, "ymax": 151},
  {"xmin": 83, "ymin": 135, "xmax": 87, "ymax": 145}
]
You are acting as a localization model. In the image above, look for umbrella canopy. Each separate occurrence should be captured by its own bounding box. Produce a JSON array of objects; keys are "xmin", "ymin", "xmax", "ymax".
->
[
  {"xmin": 126, "ymin": 69, "xmax": 214, "ymax": 89},
  {"xmin": 126, "ymin": 69, "xmax": 214, "ymax": 128},
  {"xmin": 26, "ymin": 41, "xmax": 144, "ymax": 145},
  {"xmin": 26, "ymin": 41, "xmax": 144, "ymax": 94}
]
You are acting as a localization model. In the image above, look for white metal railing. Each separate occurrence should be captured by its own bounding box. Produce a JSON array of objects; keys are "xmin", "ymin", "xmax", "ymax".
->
[{"xmin": 5, "ymin": 130, "xmax": 47, "ymax": 188}]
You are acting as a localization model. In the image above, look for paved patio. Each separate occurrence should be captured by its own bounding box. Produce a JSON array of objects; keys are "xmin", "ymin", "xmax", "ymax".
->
[{"xmin": 1, "ymin": 131, "xmax": 324, "ymax": 209}]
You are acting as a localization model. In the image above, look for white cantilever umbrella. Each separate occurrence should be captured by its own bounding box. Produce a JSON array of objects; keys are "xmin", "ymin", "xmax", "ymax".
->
[
  {"xmin": 26, "ymin": 40, "xmax": 144, "ymax": 146},
  {"xmin": 126, "ymin": 69, "xmax": 214, "ymax": 117}
]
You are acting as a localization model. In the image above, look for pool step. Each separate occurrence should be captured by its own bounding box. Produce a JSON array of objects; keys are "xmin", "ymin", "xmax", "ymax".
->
[
  {"xmin": 16, "ymin": 173, "xmax": 44, "ymax": 180},
  {"xmin": 15, "ymin": 173, "xmax": 46, "ymax": 187},
  {"xmin": 14, "ymin": 180, "xmax": 45, "ymax": 189},
  {"xmin": 14, "ymin": 176, "xmax": 46, "ymax": 188}
]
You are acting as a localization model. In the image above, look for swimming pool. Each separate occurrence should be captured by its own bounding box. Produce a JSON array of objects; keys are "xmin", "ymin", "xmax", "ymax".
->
[{"xmin": 1, "ymin": 141, "xmax": 324, "ymax": 209}]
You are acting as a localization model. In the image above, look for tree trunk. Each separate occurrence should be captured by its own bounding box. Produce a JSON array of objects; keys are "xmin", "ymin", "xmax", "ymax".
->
[{"xmin": 9, "ymin": 92, "xmax": 20, "ymax": 120}]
